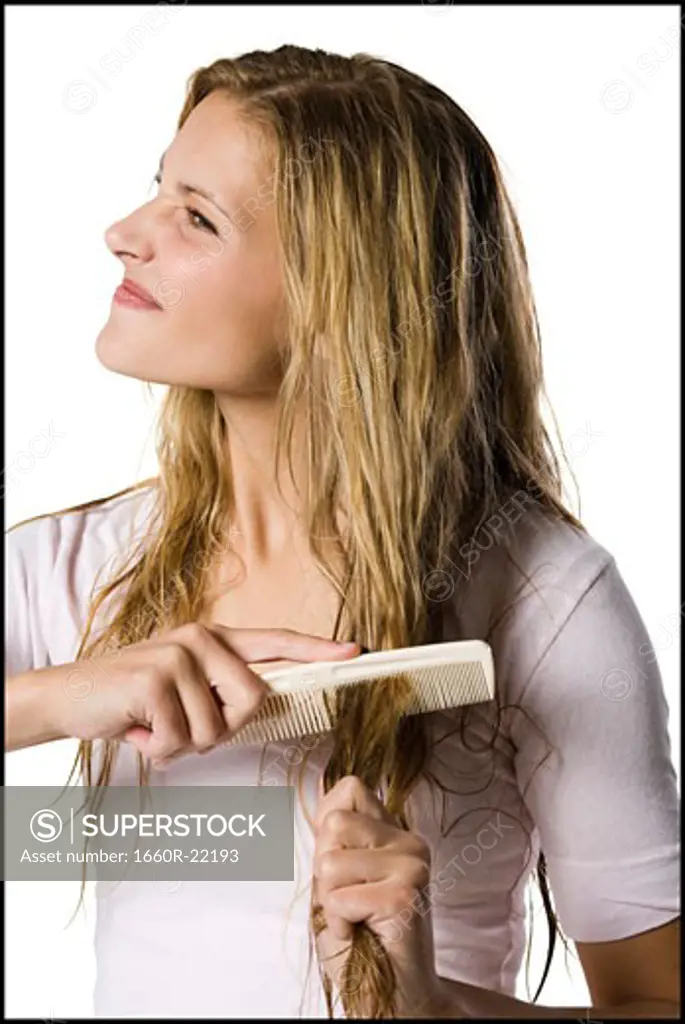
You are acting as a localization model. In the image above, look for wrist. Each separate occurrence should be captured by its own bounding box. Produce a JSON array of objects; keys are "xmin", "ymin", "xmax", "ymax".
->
[{"xmin": 5, "ymin": 666, "xmax": 71, "ymax": 751}]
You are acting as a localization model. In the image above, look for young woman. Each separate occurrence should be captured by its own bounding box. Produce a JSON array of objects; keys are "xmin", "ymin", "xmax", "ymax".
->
[{"xmin": 5, "ymin": 44, "xmax": 679, "ymax": 1019}]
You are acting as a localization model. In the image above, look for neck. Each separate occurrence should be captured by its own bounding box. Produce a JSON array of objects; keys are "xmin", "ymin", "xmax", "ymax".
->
[{"xmin": 215, "ymin": 390, "xmax": 310, "ymax": 564}]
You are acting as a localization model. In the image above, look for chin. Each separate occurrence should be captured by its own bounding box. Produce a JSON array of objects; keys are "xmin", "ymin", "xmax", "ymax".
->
[{"xmin": 94, "ymin": 327, "xmax": 157, "ymax": 382}]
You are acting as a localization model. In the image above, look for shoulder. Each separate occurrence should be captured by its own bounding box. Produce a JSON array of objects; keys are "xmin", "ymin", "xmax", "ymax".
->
[
  {"xmin": 5, "ymin": 483, "xmax": 158, "ymax": 672},
  {"xmin": 448, "ymin": 496, "xmax": 617, "ymax": 697},
  {"xmin": 467, "ymin": 504, "xmax": 680, "ymax": 945},
  {"xmin": 440, "ymin": 498, "xmax": 680, "ymax": 945},
  {"xmin": 6, "ymin": 482, "xmax": 158, "ymax": 571}
]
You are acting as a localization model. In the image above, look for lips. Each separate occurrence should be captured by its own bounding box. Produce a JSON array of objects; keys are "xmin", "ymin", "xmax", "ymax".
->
[{"xmin": 119, "ymin": 278, "xmax": 161, "ymax": 308}]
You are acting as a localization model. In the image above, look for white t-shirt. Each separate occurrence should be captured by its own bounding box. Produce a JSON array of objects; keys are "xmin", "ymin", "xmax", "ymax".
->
[{"xmin": 5, "ymin": 485, "xmax": 680, "ymax": 1018}]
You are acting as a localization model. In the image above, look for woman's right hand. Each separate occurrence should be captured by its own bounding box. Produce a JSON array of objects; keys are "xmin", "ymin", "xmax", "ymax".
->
[{"xmin": 43, "ymin": 625, "xmax": 360, "ymax": 767}]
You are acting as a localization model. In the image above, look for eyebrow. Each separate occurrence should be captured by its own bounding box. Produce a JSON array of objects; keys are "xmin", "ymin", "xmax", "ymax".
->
[{"xmin": 156, "ymin": 150, "xmax": 232, "ymax": 221}]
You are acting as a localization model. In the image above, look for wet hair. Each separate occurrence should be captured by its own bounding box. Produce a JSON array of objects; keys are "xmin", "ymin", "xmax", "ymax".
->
[{"xmin": 33, "ymin": 44, "xmax": 583, "ymax": 1016}]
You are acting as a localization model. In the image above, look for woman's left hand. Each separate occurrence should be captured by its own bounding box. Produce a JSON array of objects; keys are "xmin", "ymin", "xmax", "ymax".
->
[{"xmin": 312, "ymin": 774, "xmax": 448, "ymax": 1018}]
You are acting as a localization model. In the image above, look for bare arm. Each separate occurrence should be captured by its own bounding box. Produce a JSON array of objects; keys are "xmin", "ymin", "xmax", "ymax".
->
[
  {"xmin": 5, "ymin": 627, "xmax": 362, "ymax": 761},
  {"xmin": 434, "ymin": 977, "xmax": 678, "ymax": 1019},
  {"xmin": 5, "ymin": 666, "xmax": 70, "ymax": 752},
  {"xmin": 432, "ymin": 918, "xmax": 680, "ymax": 1019}
]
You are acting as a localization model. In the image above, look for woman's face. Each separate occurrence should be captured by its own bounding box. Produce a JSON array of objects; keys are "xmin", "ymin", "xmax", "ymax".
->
[{"xmin": 96, "ymin": 91, "xmax": 287, "ymax": 393}]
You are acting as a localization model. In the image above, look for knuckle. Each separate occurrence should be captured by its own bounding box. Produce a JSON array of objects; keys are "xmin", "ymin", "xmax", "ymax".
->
[
  {"xmin": 320, "ymin": 890, "xmax": 338, "ymax": 915},
  {"xmin": 247, "ymin": 680, "xmax": 268, "ymax": 710},
  {"xmin": 155, "ymin": 742, "xmax": 182, "ymax": 762},
  {"xmin": 315, "ymin": 850, "xmax": 338, "ymax": 882},
  {"xmin": 195, "ymin": 726, "xmax": 225, "ymax": 753},
  {"xmin": 234, "ymin": 676, "xmax": 268, "ymax": 713},
  {"xmin": 408, "ymin": 857, "xmax": 431, "ymax": 889},
  {"xmin": 176, "ymin": 622, "xmax": 207, "ymax": 646},
  {"xmin": 393, "ymin": 885, "xmax": 418, "ymax": 913},
  {"xmin": 141, "ymin": 665, "xmax": 169, "ymax": 694},
  {"xmin": 162, "ymin": 642, "xmax": 194, "ymax": 673},
  {"xmin": 339, "ymin": 775, "xmax": 364, "ymax": 796},
  {"xmin": 325, "ymin": 809, "xmax": 349, "ymax": 834},
  {"xmin": 408, "ymin": 833, "xmax": 431, "ymax": 864}
]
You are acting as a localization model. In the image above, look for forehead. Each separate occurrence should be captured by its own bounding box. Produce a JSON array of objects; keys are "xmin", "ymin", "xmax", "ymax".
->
[{"xmin": 165, "ymin": 91, "xmax": 272, "ymax": 204}]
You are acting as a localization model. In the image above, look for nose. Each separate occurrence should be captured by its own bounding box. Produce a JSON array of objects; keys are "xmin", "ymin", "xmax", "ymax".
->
[{"xmin": 104, "ymin": 206, "xmax": 155, "ymax": 266}]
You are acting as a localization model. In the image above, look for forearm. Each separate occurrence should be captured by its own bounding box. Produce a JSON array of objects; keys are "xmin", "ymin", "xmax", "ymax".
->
[
  {"xmin": 433, "ymin": 975, "xmax": 680, "ymax": 1019},
  {"xmin": 4, "ymin": 667, "xmax": 69, "ymax": 751}
]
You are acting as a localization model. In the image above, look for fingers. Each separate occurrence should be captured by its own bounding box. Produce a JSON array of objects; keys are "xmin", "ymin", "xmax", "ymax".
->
[
  {"xmin": 171, "ymin": 645, "xmax": 231, "ymax": 752},
  {"xmin": 315, "ymin": 774, "xmax": 396, "ymax": 832},
  {"xmin": 313, "ymin": 844, "xmax": 431, "ymax": 944},
  {"xmin": 183, "ymin": 626, "xmax": 359, "ymax": 738},
  {"xmin": 312, "ymin": 875, "xmax": 354, "ymax": 942},
  {"xmin": 172, "ymin": 624, "xmax": 268, "ymax": 737},
  {"xmin": 314, "ymin": 813, "xmax": 430, "ymax": 895},
  {"xmin": 315, "ymin": 808, "xmax": 398, "ymax": 851},
  {"xmin": 134, "ymin": 682, "xmax": 191, "ymax": 763},
  {"xmin": 322, "ymin": 878, "xmax": 421, "ymax": 926},
  {"xmin": 312, "ymin": 776, "xmax": 431, "ymax": 943},
  {"xmin": 124, "ymin": 626, "xmax": 362, "ymax": 768},
  {"xmin": 314, "ymin": 846, "xmax": 413, "ymax": 889},
  {"xmin": 209, "ymin": 625, "xmax": 360, "ymax": 664}
]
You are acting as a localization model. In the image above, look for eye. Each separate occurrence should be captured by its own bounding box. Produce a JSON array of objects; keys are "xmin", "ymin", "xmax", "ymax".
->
[
  {"xmin": 184, "ymin": 207, "xmax": 217, "ymax": 235},
  {"xmin": 150, "ymin": 172, "xmax": 217, "ymax": 235}
]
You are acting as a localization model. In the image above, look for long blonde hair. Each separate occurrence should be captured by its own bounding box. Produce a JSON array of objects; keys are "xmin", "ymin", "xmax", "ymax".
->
[{"xmin": 27, "ymin": 45, "xmax": 584, "ymax": 1016}]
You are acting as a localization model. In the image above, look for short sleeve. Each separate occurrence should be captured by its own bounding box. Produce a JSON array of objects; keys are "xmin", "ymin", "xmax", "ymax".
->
[
  {"xmin": 4, "ymin": 518, "xmax": 57, "ymax": 677},
  {"xmin": 510, "ymin": 557, "xmax": 680, "ymax": 942}
]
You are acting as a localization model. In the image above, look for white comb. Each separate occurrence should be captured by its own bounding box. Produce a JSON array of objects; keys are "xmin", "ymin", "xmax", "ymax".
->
[{"xmin": 221, "ymin": 639, "xmax": 494, "ymax": 746}]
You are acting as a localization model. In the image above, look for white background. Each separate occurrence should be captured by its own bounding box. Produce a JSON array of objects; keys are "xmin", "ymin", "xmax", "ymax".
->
[{"xmin": 5, "ymin": 3, "xmax": 680, "ymax": 1018}]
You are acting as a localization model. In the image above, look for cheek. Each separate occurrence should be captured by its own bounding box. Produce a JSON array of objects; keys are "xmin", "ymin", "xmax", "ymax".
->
[
  {"xmin": 144, "ymin": 253, "xmax": 283, "ymax": 383},
  {"xmin": 181, "ymin": 241, "xmax": 284, "ymax": 345},
  {"xmin": 95, "ymin": 219, "xmax": 286, "ymax": 388},
  {"xmin": 153, "ymin": 232, "xmax": 218, "ymax": 311}
]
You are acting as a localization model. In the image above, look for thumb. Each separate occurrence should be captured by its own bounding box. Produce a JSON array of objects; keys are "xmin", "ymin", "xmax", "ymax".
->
[{"xmin": 121, "ymin": 724, "xmax": 155, "ymax": 757}]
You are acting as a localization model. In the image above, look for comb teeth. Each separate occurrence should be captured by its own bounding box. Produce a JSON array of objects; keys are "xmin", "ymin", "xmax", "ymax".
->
[{"xmin": 227, "ymin": 658, "xmax": 493, "ymax": 747}]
